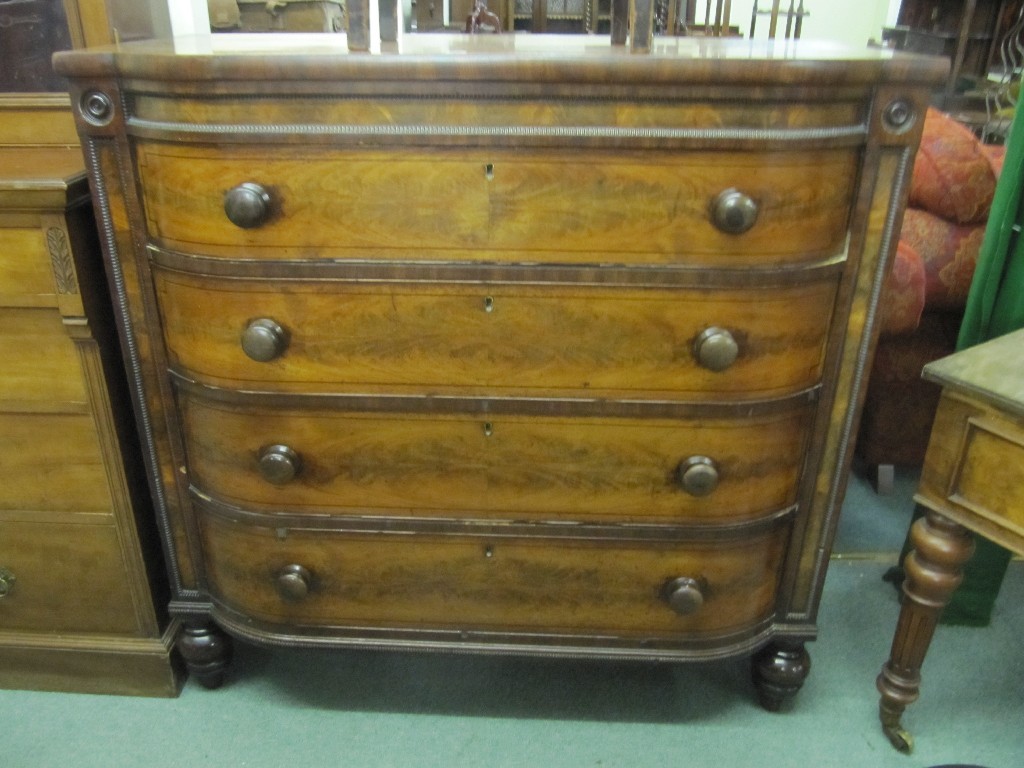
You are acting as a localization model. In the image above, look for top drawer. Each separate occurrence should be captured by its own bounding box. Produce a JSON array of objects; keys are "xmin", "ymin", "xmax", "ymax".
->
[{"xmin": 136, "ymin": 144, "xmax": 858, "ymax": 265}]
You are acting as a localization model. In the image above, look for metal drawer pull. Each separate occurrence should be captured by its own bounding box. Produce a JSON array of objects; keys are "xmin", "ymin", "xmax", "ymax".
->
[
  {"xmin": 224, "ymin": 182, "xmax": 272, "ymax": 229},
  {"xmin": 258, "ymin": 444, "xmax": 302, "ymax": 485},
  {"xmin": 694, "ymin": 326, "xmax": 738, "ymax": 372},
  {"xmin": 275, "ymin": 564, "xmax": 312, "ymax": 602},
  {"xmin": 0, "ymin": 567, "xmax": 15, "ymax": 598},
  {"xmin": 662, "ymin": 576, "xmax": 706, "ymax": 616},
  {"xmin": 241, "ymin": 317, "xmax": 288, "ymax": 362},
  {"xmin": 711, "ymin": 188, "xmax": 759, "ymax": 234},
  {"xmin": 678, "ymin": 456, "xmax": 720, "ymax": 496}
]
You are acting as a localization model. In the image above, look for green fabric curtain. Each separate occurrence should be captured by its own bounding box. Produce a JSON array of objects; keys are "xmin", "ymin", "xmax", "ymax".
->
[{"xmin": 904, "ymin": 101, "xmax": 1024, "ymax": 626}]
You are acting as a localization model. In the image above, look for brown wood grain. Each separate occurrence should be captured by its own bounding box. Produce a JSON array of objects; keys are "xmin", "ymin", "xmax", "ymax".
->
[
  {"xmin": 0, "ymin": 228, "xmax": 57, "ymax": 302},
  {"xmin": 0, "ymin": 519, "xmax": 140, "ymax": 634},
  {"xmin": 0, "ymin": 308, "xmax": 88, "ymax": 404},
  {"xmin": 181, "ymin": 397, "xmax": 810, "ymax": 523},
  {"xmin": 156, "ymin": 272, "xmax": 838, "ymax": 399},
  {"xmin": 0, "ymin": 413, "xmax": 113, "ymax": 513},
  {"xmin": 200, "ymin": 514, "xmax": 786, "ymax": 636},
  {"xmin": 138, "ymin": 144, "xmax": 857, "ymax": 264}
]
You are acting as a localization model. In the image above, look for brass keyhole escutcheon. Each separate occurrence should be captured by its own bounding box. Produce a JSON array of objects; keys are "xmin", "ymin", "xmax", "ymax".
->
[
  {"xmin": 483, "ymin": 422, "xmax": 494, "ymax": 436},
  {"xmin": 483, "ymin": 296, "xmax": 495, "ymax": 313},
  {"xmin": 484, "ymin": 163, "xmax": 495, "ymax": 181}
]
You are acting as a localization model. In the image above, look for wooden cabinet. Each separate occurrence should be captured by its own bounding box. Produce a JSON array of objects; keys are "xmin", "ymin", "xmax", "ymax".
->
[
  {"xmin": 0, "ymin": 147, "xmax": 180, "ymax": 696},
  {"xmin": 55, "ymin": 35, "xmax": 944, "ymax": 708}
]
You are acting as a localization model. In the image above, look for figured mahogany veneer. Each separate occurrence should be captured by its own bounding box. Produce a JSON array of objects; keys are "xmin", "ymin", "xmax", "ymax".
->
[{"xmin": 55, "ymin": 34, "xmax": 945, "ymax": 704}]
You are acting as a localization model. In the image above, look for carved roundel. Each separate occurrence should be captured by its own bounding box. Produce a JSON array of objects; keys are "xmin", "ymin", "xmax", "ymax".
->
[
  {"xmin": 80, "ymin": 90, "xmax": 116, "ymax": 126},
  {"xmin": 882, "ymin": 98, "xmax": 916, "ymax": 134}
]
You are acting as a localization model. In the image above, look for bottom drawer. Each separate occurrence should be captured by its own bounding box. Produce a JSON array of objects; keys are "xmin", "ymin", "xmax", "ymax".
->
[
  {"xmin": 201, "ymin": 513, "xmax": 788, "ymax": 642},
  {"xmin": 0, "ymin": 520, "xmax": 139, "ymax": 635}
]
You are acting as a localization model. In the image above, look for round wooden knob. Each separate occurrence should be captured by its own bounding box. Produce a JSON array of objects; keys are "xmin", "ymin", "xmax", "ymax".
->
[
  {"xmin": 678, "ymin": 456, "xmax": 720, "ymax": 496},
  {"xmin": 241, "ymin": 318, "xmax": 288, "ymax": 362},
  {"xmin": 258, "ymin": 444, "xmax": 302, "ymax": 485},
  {"xmin": 0, "ymin": 567, "xmax": 16, "ymax": 598},
  {"xmin": 711, "ymin": 188, "xmax": 759, "ymax": 234},
  {"xmin": 694, "ymin": 327, "xmax": 738, "ymax": 372},
  {"xmin": 275, "ymin": 564, "xmax": 312, "ymax": 602},
  {"xmin": 224, "ymin": 182, "xmax": 272, "ymax": 229},
  {"xmin": 663, "ymin": 577, "xmax": 705, "ymax": 616}
]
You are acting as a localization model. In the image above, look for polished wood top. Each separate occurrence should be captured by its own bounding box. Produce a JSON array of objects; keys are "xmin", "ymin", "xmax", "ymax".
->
[
  {"xmin": 53, "ymin": 33, "xmax": 948, "ymax": 86},
  {"xmin": 922, "ymin": 329, "xmax": 1024, "ymax": 418}
]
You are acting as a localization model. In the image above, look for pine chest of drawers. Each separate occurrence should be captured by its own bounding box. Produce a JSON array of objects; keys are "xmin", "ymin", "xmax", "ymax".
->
[
  {"xmin": 55, "ymin": 35, "xmax": 944, "ymax": 707},
  {"xmin": 0, "ymin": 145, "xmax": 179, "ymax": 696}
]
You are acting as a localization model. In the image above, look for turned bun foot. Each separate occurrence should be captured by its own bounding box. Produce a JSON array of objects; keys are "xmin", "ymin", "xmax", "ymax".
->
[
  {"xmin": 752, "ymin": 640, "xmax": 811, "ymax": 712},
  {"xmin": 178, "ymin": 621, "xmax": 233, "ymax": 689}
]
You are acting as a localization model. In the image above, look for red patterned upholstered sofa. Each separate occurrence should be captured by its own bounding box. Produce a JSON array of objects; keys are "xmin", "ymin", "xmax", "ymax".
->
[{"xmin": 857, "ymin": 108, "xmax": 1006, "ymax": 492}]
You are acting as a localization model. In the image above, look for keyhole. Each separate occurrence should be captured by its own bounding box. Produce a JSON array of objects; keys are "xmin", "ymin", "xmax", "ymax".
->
[
  {"xmin": 484, "ymin": 163, "xmax": 494, "ymax": 181},
  {"xmin": 483, "ymin": 422, "xmax": 494, "ymax": 437},
  {"xmin": 483, "ymin": 296, "xmax": 494, "ymax": 313}
]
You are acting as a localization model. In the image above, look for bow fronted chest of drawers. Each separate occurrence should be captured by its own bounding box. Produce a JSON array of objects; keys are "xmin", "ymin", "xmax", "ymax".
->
[{"xmin": 55, "ymin": 35, "xmax": 944, "ymax": 707}]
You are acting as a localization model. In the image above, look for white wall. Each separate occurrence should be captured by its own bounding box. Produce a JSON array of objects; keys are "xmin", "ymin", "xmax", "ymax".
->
[
  {"xmin": 167, "ymin": 0, "xmax": 904, "ymax": 47},
  {"xmin": 724, "ymin": 1, "xmax": 901, "ymax": 47}
]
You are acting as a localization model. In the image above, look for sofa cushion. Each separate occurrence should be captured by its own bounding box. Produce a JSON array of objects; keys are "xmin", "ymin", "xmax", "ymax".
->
[
  {"xmin": 910, "ymin": 107, "xmax": 997, "ymax": 225},
  {"xmin": 899, "ymin": 207, "xmax": 985, "ymax": 309},
  {"xmin": 880, "ymin": 239, "xmax": 926, "ymax": 336}
]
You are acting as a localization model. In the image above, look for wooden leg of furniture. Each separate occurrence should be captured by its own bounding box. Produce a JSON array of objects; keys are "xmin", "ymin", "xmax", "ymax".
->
[
  {"xmin": 752, "ymin": 639, "xmax": 811, "ymax": 711},
  {"xmin": 876, "ymin": 511, "xmax": 976, "ymax": 752},
  {"xmin": 178, "ymin": 621, "xmax": 233, "ymax": 689}
]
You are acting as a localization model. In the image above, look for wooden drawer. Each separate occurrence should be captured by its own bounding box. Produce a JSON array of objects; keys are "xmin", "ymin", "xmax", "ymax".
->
[
  {"xmin": 0, "ymin": 413, "xmax": 113, "ymax": 514},
  {"xmin": 200, "ymin": 512, "xmax": 788, "ymax": 639},
  {"xmin": 0, "ymin": 519, "xmax": 139, "ymax": 634},
  {"xmin": 137, "ymin": 144, "xmax": 858, "ymax": 265},
  {"xmin": 0, "ymin": 227, "xmax": 56, "ymax": 305},
  {"xmin": 181, "ymin": 395, "xmax": 810, "ymax": 524},
  {"xmin": 156, "ymin": 271, "xmax": 838, "ymax": 400},
  {"xmin": 0, "ymin": 308, "xmax": 87, "ymax": 405}
]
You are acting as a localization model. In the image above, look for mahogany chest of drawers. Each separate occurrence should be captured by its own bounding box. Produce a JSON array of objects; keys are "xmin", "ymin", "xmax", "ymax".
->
[
  {"xmin": 55, "ymin": 35, "xmax": 944, "ymax": 707},
  {"xmin": 0, "ymin": 145, "xmax": 179, "ymax": 696}
]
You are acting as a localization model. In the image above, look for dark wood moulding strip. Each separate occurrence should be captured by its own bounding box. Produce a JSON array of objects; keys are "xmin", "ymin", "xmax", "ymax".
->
[
  {"xmin": 191, "ymin": 491, "xmax": 796, "ymax": 542},
  {"xmin": 204, "ymin": 599, "xmax": 779, "ymax": 662},
  {"xmin": 148, "ymin": 246, "xmax": 847, "ymax": 289},
  {"xmin": 169, "ymin": 373, "xmax": 821, "ymax": 420}
]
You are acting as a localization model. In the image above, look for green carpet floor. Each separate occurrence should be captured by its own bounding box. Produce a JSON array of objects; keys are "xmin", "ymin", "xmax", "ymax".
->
[{"xmin": 2, "ymin": 465, "xmax": 1021, "ymax": 767}]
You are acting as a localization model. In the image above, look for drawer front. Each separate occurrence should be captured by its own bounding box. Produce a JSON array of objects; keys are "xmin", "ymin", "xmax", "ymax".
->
[
  {"xmin": 0, "ymin": 227, "xmax": 55, "ymax": 303},
  {"xmin": 0, "ymin": 308, "xmax": 87, "ymax": 405},
  {"xmin": 0, "ymin": 413, "xmax": 113, "ymax": 514},
  {"xmin": 0, "ymin": 520, "xmax": 139, "ymax": 634},
  {"xmin": 200, "ymin": 514, "xmax": 787, "ymax": 638},
  {"xmin": 156, "ymin": 272, "xmax": 838, "ymax": 399},
  {"xmin": 137, "ymin": 144, "xmax": 857, "ymax": 265},
  {"xmin": 181, "ymin": 397, "xmax": 810, "ymax": 524}
]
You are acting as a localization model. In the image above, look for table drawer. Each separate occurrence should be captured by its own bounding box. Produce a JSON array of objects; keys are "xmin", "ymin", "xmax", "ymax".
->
[
  {"xmin": 0, "ymin": 227, "xmax": 56, "ymax": 303},
  {"xmin": 0, "ymin": 308, "xmax": 87, "ymax": 405},
  {"xmin": 0, "ymin": 413, "xmax": 112, "ymax": 514},
  {"xmin": 181, "ymin": 395, "xmax": 810, "ymax": 524},
  {"xmin": 200, "ymin": 512, "xmax": 788, "ymax": 639},
  {"xmin": 137, "ymin": 144, "xmax": 857, "ymax": 265},
  {"xmin": 156, "ymin": 271, "xmax": 837, "ymax": 400},
  {"xmin": 0, "ymin": 519, "xmax": 139, "ymax": 634}
]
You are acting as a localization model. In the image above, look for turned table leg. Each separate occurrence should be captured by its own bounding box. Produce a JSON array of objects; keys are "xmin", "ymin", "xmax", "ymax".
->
[
  {"xmin": 178, "ymin": 620, "xmax": 233, "ymax": 689},
  {"xmin": 876, "ymin": 510, "xmax": 975, "ymax": 752}
]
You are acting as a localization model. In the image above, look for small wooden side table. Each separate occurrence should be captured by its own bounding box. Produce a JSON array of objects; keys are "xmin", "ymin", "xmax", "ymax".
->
[{"xmin": 877, "ymin": 328, "xmax": 1024, "ymax": 752}]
